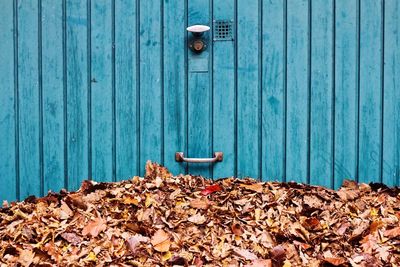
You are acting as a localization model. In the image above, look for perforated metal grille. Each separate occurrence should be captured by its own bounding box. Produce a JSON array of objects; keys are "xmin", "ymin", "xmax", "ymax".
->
[{"xmin": 213, "ymin": 20, "xmax": 233, "ymax": 41}]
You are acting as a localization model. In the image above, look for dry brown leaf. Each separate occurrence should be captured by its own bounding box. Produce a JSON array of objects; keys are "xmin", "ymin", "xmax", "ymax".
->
[
  {"xmin": 384, "ymin": 226, "xmax": 400, "ymax": 238},
  {"xmin": 61, "ymin": 232, "xmax": 82, "ymax": 245},
  {"xmin": 233, "ymin": 247, "xmax": 258, "ymax": 260},
  {"xmin": 18, "ymin": 249, "xmax": 35, "ymax": 267},
  {"xmin": 188, "ymin": 213, "xmax": 207, "ymax": 225},
  {"xmin": 127, "ymin": 234, "xmax": 149, "ymax": 252},
  {"xmin": 190, "ymin": 198, "xmax": 211, "ymax": 209},
  {"xmin": 245, "ymin": 259, "xmax": 272, "ymax": 267},
  {"xmin": 151, "ymin": 229, "xmax": 171, "ymax": 252},
  {"xmin": 240, "ymin": 183, "xmax": 263, "ymax": 193},
  {"xmin": 82, "ymin": 217, "xmax": 107, "ymax": 237},
  {"xmin": 323, "ymin": 257, "xmax": 347, "ymax": 266}
]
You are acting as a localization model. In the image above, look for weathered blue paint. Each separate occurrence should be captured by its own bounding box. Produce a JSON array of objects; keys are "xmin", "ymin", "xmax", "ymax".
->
[
  {"xmin": 0, "ymin": 0, "xmax": 17, "ymax": 201},
  {"xmin": 359, "ymin": 0, "xmax": 383, "ymax": 183},
  {"xmin": 262, "ymin": 0, "xmax": 285, "ymax": 182},
  {"xmin": 237, "ymin": 0, "xmax": 260, "ymax": 179},
  {"xmin": 115, "ymin": 0, "xmax": 139, "ymax": 180},
  {"xmin": 42, "ymin": 0, "xmax": 65, "ymax": 193},
  {"xmin": 0, "ymin": 0, "xmax": 399, "ymax": 202},
  {"xmin": 187, "ymin": 0, "xmax": 212, "ymax": 178},
  {"xmin": 334, "ymin": 0, "xmax": 358, "ymax": 189},
  {"xmin": 91, "ymin": 0, "xmax": 113, "ymax": 182},
  {"xmin": 286, "ymin": 0, "xmax": 309, "ymax": 184},
  {"xmin": 310, "ymin": 0, "xmax": 334, "ymax": 188},
  {"xmin": 212, "ymin": 0, "xmax": 235, "ymax": 178}
]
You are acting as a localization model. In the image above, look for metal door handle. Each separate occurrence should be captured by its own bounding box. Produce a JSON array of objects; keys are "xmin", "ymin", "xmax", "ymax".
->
[{"xmin": 175, "ymin": 152, "xmax": 223, "ymax": 163}]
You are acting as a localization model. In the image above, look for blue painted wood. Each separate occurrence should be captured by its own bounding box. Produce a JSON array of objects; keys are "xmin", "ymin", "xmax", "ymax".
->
[
  {"xmin": 115, "ymin": 0, "xmax": 138, "ymax": 180},
  {"xmin": 358, "ymin": 0, "xmax": 382, "ymax": 183},
  {"xmin": 334, "ymin": 0, "xmax": 358, "ymax": 188},
  {"xmin": 163, "ymin": 0, "xmax": 186, "ymax": 175},
  {"xmin": 18, "ymin": 0, "xmax": 41, "ymax": 199},
  {"xmin": 310, "ymin": 0, "xmax": 333, "ymax": 188},
  {"xmin": 66, "ymin": 0, "xmax": 89, "ymax": 191},
  {"xmin": 139, "ymin": 0, "xmax": 163, "ymax": 176},
  {"xmin": 91, "ymin": 0, "xmax": 113, "ymax": 182},
  {"xmin": 237, "ymin": 0, "xmax": 260, "ymax": 179},
  {"xmin": 262, "ymin": 0, "xmax": 285, "ymax": 182},
  {"xmin": 286, "ymin": 0, "xmax": 309, "ymax": 184},
  {"xmin": 41, "ymin": 0, "xmax": 65, "ymax": 193},
  {"xmin": 212, "ymin": 0, "xmax": 235, "ymax": 178},
  {"xmin": 383, "ymin": 0, "xmax": 400, "ymax": 186},
  {"xmin": 0, "ymin": 0, "xmax": 17, "ymax": 201},
  {"xmin": 187, "ymin": 0, "xmax": 212, "ymax": 178},
  {"xmin": 1, "ymin": 0, "xmax": 400, "ymax": 201}
]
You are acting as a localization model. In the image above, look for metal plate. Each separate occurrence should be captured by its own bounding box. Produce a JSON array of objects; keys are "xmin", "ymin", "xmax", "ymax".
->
[{"xmin": 213, "ymin": 20, "xmax": 234, "ymax": 41}]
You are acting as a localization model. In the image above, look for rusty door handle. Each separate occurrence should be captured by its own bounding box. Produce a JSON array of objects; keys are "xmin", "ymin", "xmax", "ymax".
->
[{"xmin": 175, "ymin": 152, "xmax": 223, "ymax": 163}]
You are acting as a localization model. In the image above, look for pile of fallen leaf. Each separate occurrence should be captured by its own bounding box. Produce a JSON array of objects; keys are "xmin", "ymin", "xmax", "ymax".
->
[{"xmin": 1, "ymin": 162, "xmax": 400, "ymax": 266}]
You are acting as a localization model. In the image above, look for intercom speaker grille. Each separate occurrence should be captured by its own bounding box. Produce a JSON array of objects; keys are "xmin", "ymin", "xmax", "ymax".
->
[{"xmin": 213, "ymin": 20, "xmax": 234, "ymax": 41}]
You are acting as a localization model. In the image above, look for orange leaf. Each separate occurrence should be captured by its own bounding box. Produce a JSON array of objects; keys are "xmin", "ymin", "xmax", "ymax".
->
[
  {"xmin": 82, "ymin": 217, "xmax": 107, "ymax": 237},
  {"xmin": 151, "ymin": 229, "xmax": 171, "ymax": 252},
  {"xmin": 323, "ymin": 257, "xmax": 347, "ymax": 266},
  {"xmin": 384, "ymin": 226, "xmax": 400, "ymax": 238},
  {"xmin": 240, "ymin": 183, "xmax": 263, "ymax": 193},
  {"xmin": 190, "ymin": 198, "xmax": 211, "ymax": 209}
]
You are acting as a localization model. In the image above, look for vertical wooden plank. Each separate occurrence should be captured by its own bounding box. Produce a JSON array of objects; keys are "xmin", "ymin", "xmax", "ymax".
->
[
  {"xmin": 187, "ymin": 0, "xmax": 211, "ymax": 177},
  {"xmin": 286, "ymin": 0, "xmax": 309, "ymax": 183},
  {"xmin": 164, "ymin": 0, "xmax": 186, "ymax": 175},
  {"xmin": 262, "ymin": 0, "xmax": 285, "ymax": 182},
  {"xmin": 334, "ymin": 0, "xmax": 358, "ymax": 188},
  {"xmin": 359, "ymin": 0, "xmax": 382, "ymax": 183},
  {"xmin": 212, "ymin": 0, "xmax": 235, "ymax": 178},
  {"xmin": 383, "ymin": 0, "xmax": 400, "ymax": 186},
  {"xmin": 41, "ymin": 0, "xmax": 65, "ymax": 193},
  {"xmin": 90, "ymin": 0, "xmax": 113, "ymax": 182},
  {"xmin": 0, "ymin": 0, "xmax": 17, "ymax": 201},
  {"xmin": 115, "ymin": 0, "xmax": 138, "ymax": 180},
  {"xmin": 66, "ymin": 0, "xmax": 89, "ymax": 191},
  {"xmin": 18, "ymin": 0, "xmax": 41, "ymax": 199},
  {"xmin": 140, "ymin": 0, "xmax": 162, "ymax": 175},
  {"xmin": 237, "ymin": 0, "xmax": 260, "ymax": 179},
  {"xmin": 310, "ymin": 0, "xmax": 333, "ymax": 187}
]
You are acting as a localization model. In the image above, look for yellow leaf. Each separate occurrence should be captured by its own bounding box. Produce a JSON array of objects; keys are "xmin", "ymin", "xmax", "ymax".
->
[
  {"xmin": 86, "ymin": 251, "xmax": 97, "ymax": 262},
  {"xmin": 255, "ymin": 208, "xmax": 261, "ymax": 222},
  {"xmin": 162, "ymin": 251, "xmax": 172, "ymax": 261},
  {"xmin": 145, "ymin": 194, "xmax": 153, "ymax": 207},
  {"xmin": 370, "ymin": 208, "xmax": 379, "ymax": 217},
  {"xmin": 282, "ymin": 259, "xmax": 292, "ymax": 267}
]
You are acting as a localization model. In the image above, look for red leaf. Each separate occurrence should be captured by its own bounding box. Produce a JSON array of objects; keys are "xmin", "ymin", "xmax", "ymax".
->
[{"xmin": 201, "ymin": 184, "xmax": 222, "ymax": 196}]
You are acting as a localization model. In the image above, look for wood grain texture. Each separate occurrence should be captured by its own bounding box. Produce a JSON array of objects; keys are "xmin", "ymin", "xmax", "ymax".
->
[
  {"xmin": 163, "ymin": 0, "xmax": 186, "ymax": 175},
  {"xmin": 212, "ymin": 0, "xmax": 235, "ymax": 178},
  {"xmin": 334, "ymin": 0, "xmax": 358, "ymax": 188},
  {"xmin": 358, "ymin": 0, "xmax": 382, "ymax": 183},
  {"xmin": 286, "ymin": 0, "xmax": 309, "ymax": 183},
  {"xmin": 0, "ymin": 0, "xmax": 17, "ymax": 201},
  {"xmin": 1, "ymin": 0, "xmax": 400, "ymax": 202},
  {"xmin": 262, "ymin": 0, "xmax": 285, "ymax": 182},
  {"xmin": 310, "ymin": 0, "xmax": 333, "ymax": 188},
  {"xmin": 139, "ymin": 0, "xmax": 162, "ymax": 176},
  {"xmin": 18, "ymin": 0, "xmax": 41, "ymax": 199},
  {"xmin": 237, "ymin": 0, "xmax": 260, "ymax": 179},
  {"xmin": 115, "ymin": 0, "xmax": 138, "ymax": 180},
  {"xmin": 42, "ymin": 0, "xmax": 65, "ymax": 193},
  {"xmin": 187, "ymin": 0, "xmax": 212, "ymax": 178},
  {"xmin": 383, "ymin": 0, "xmax": 400, "ymax": 186},
  {"xmin": 91, "ymin": 0, "xmax": 113, "ymax": 182},
  {"xmin": 66, "ymin": 0, "xmax": 89, "ymax": 191}
]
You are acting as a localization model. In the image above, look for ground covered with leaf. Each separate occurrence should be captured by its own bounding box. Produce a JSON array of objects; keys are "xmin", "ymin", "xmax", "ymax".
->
[{"xmin": 1, "ymin": 162, "xmax": 400, "ymax": 267}]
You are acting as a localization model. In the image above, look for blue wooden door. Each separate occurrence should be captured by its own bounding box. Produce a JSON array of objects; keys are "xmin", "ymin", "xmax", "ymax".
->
[{"xmin": 0, "ymin": 0, "xmax": 399, "ymax": 202}]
